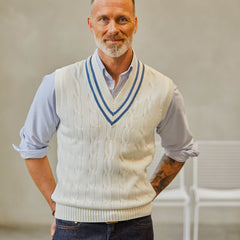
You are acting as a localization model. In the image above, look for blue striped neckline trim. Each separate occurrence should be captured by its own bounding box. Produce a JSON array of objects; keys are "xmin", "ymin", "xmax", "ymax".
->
[
  {"xmin": 90, "ymin": 56, "xmax": 140, "ymax": 116},
  {"xmin": 85, "ymin": 56, "xmax": 145, "ymax": 126}
]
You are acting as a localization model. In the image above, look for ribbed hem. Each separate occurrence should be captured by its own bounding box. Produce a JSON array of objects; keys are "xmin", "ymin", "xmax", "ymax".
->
[{"xmin": 55, "ymin": 203, "xmax": 153, "ymax": 223}]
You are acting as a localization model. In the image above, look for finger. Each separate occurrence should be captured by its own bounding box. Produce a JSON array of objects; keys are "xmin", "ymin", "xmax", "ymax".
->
[
  {"xmin": 51, "ymin": 226, "xmax": 55, "ymax": 238},
  {"xmin": 51, "ymin": 219, "xmax": 56, "ymax": 237}
]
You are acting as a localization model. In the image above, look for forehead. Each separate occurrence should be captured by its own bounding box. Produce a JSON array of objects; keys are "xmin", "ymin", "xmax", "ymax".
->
[{"xmin": 91, "ymin": 0, "xmax": 134, "ymax": 17}]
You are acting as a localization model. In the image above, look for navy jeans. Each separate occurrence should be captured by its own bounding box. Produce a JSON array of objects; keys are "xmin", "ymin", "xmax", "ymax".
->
[{"xmin": 52, "ymin": 215, "xmax": 154, "ymax": 240}]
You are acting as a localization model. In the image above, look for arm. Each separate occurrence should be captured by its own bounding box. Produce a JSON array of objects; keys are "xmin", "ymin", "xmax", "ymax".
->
[
  {"xmin": 13, "ymin": 73, "xmax": 59, "ymax": 237},
  {"xmin": 13, "ymin": 72, "xmax": 59, "ymax": 159},
  {"xmin": 150, "ymin": 154, "xmax": 184, "ymax": 196},
  {"xmin": 152, "ymin": 86, "xmax": 198, "ymax": 196},
  {"xmin": 14, "ymin": 73, "xmax": 58, "ymax": 207},
  {"xmin": 25, "ymin": 156, "xmax": 57, "ymax": 237},
  {"xmin": 25, "ymin": 156, "xmax": 56, "ymax": 213},
  {"xmin": 156, "ymin": 87, "xmax": 198, "ymax": 162}
]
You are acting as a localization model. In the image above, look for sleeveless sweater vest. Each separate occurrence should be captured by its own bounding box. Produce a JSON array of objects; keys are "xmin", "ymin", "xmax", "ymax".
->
[{"xmin": 52, "ymin": 52, "xmax": 174, "ymax": 222}]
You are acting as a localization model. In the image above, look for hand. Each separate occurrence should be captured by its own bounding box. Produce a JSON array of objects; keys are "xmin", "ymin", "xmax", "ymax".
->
[{"xmin": 51, "ymin": 218, "xmax": 56, "ymax": 238}]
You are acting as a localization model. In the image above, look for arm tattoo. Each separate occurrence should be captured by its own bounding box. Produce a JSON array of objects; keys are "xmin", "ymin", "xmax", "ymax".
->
[{"xmin": 150, "ymin": 154, "xmax": 185, "ymax": 196}]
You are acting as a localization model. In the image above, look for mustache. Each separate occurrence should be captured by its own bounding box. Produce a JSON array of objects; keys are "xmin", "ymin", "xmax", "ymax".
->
[{"xmin": 104, "ymin": 34, "xmax": 125, "ymax": 40}]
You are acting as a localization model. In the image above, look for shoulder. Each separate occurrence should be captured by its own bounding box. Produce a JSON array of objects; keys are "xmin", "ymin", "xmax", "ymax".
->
[
  {"xmin": 54, "ymin": 60, "xmax": 87, "ymax": 90},
  {"xmin": 56, "ymin": 60, "xmax": 86, "ymax": 77},
  {"xmin": 41, "ymin": 71, "xmax": 55, "ymax": 88},
  {"xmin": 141, "ymin": 63, "xmax": 175, "ymax": 118},
  {"xmin": 143, "ymin": 64, "xmax": 173, "ymax": 87},
  {"xmin": 34, "ymin": 72, "xmax": 55, "ymax": 102},
  {"xmin": 171, "ymin": 86, "xmax": 186, "ymax": 111},
  {"xmin": 143, "ymin": 63, "xmax": 174, "ymax": 94}
]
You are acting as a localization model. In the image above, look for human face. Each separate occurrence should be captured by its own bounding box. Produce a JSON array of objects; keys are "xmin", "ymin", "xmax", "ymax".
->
[{"xmin": 88, "ymin": 0, "xmax": 138, "ymax": 58}]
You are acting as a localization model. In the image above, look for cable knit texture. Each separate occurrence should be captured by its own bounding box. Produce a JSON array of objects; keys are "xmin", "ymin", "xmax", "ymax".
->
[{"xmin": 52, "ymin": 52, "xmax": 174, "ymax": 222}]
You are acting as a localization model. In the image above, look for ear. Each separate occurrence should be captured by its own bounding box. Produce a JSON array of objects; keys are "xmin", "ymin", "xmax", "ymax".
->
[
  {"xmin": 134, "ymin": 16, "xmax": 138, "ymax": 34},
  {"xmin": 88, "ymin": 16, "xmax": 94, "ymax": 34}
]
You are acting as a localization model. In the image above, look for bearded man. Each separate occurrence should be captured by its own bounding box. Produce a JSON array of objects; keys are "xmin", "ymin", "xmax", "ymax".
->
[{"xmin": 14, "ymin": 0, "xmax": 198, "ymax": 239}]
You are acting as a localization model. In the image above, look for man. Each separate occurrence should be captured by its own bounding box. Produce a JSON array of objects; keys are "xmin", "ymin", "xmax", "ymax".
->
[{"xmin": 14, "ymin": 0, "xmax": 198, "ymax": 239}]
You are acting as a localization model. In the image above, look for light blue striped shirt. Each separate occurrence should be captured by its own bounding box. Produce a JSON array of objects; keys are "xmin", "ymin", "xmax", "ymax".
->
[{"xmin": 13, "ymin": 50, "xmax": 198, "ymax": 162}]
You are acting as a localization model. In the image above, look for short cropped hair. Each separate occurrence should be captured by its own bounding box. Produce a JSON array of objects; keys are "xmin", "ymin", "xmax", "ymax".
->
[{"xmin": 91, "ymin": 0, "xmax": 135, "ymax": 13}]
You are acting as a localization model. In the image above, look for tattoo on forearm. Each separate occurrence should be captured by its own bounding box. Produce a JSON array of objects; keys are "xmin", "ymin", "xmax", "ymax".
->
[{"xmin": 150, "ymin": 154, "xmax": 185, "ymax": 196}]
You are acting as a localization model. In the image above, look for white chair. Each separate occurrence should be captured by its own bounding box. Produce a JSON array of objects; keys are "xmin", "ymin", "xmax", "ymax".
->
[
  {"xmin": 148, "ymin": 137, "xmax": 190, "ymax": 240},
  {"xmin": 191, "ymin": 141, "xmax": 240, "ymax": 240}
]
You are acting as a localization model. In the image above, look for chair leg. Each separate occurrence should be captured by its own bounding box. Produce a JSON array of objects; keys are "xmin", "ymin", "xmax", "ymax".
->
[
  {"xmin": 183, "ymin": 203, "xmax": 190, "ymax": 240},
  {"xmin": 193, "ymin": 204, "xmax": 199, "ymax": 240}
]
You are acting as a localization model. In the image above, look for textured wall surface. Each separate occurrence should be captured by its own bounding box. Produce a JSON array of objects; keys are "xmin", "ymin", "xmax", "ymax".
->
[{"xmin": 0, "ymin": 0, "xmax": 239, "ymax": 225}]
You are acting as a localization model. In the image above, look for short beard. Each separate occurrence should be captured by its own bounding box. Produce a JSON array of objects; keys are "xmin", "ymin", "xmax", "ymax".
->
[{"xmin": 93, "ymin": 33, "xmax": 132, "ymax": 58}]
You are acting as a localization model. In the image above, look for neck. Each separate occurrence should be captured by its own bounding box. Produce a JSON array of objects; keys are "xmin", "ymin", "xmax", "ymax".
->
[{"xmin": 98, "ymin": 48, "xmax": 133, "ymax": 84}]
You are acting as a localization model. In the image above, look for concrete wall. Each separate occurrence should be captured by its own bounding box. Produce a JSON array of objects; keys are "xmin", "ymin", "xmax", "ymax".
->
[{"xmin": 1, "ymin": 0, "xmax": 239, "ymax": 225}]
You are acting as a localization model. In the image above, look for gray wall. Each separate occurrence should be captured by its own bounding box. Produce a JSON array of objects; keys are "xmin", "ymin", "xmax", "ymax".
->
[{"xmin": 1, "ymin": 0, "xmax": 239, "ymax": 225}]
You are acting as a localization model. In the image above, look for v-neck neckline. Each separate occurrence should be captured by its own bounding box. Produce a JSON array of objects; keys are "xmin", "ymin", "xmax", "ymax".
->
[
  {"xmin": 85, "ymin": 53, "xmax": 145, "ymax": 126},
  {"xmin": 92, "ymin": 53, "xmax": 139, "ymax": 104},
  {"xmin": 95, "ymin": 49, "xmax": 134, "ymax": 99}
]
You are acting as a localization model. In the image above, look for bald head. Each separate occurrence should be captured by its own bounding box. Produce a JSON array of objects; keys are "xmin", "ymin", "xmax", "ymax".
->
[{"xmin": 91, "ymin": 0, "xmax": 135, "ymax": 14}]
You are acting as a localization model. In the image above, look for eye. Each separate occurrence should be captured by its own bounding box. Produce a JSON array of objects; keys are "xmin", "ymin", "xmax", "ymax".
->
[
  {"xmin": 98, "ymin": 17, "xmax": 108, "ymax": 24},
  {"xmin": 119, "ymin": 17, "xmax": 128, "ymax": 23},
  {"xmin": 100, "ymin": 17, "xmax": 107, "ymax": 22}
]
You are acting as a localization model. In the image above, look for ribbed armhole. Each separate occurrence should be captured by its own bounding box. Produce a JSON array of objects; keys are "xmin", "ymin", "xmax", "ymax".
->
[{"xmin": 161, "ymin": 79, "xmax": 174, "ymax": 120}]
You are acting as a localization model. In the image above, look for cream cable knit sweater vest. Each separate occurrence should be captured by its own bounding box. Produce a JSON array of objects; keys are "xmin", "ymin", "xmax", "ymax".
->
[{"xmin": 52, "ymin": 52, "xmax": 174, "ymax": 222}]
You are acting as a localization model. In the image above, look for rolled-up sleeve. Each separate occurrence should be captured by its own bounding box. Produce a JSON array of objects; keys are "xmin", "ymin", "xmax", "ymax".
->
[
  {"xmin": 13, "ymin": 72, "xmax": 60, "ymax": 159},
  {"xmin": 156, "ymin": 86, "xmax": 199, "ymax": 162}
]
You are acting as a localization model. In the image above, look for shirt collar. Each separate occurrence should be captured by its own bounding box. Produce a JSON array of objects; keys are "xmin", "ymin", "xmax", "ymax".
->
[{"xmin": 94, "ymin": 49, "xmax": 135, "ymax": 79}]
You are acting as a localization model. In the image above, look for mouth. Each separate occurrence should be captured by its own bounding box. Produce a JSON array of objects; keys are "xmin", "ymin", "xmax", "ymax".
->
[
  {"xmin": 105, "ymin": 38, "xmax": 124, "ymax": 44},
  {"xmin": 105, "ymin": 39, "xmax": 124, "ymax": 44}
]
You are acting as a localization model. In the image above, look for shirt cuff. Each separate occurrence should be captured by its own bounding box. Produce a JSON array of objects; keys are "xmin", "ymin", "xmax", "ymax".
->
[
  {"xmin": 165, "ymin": 144, "xmax": 199, "ymax": 162},
  {"xmin": 12, "ymin": 144, "xmax": 49, "ymax": 159}
]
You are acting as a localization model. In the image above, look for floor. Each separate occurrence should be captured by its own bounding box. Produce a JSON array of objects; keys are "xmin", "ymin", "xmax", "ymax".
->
[{"xmin": 0, "ymin": 223, "xmax": 239, "ymax": 240}]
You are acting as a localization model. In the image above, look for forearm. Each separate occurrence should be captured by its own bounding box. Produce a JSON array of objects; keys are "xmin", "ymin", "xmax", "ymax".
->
[
  {"xmin": 25, "ymin": 156, "xmax": 56, "ymax": 212},
  {"xmin": 150, "ymin": 154, "xmax": 185, "ymax": 196}
]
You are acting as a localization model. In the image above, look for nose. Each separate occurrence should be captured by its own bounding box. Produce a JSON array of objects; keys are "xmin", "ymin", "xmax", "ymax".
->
[{"xmin": 108, "ymin": 20, "xmax": 119, "ymax": 35}]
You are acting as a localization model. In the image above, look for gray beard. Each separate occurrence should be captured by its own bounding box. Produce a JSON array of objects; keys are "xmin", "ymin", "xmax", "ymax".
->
[{"xmin": 93, "ymin": 34, "xmax": 132, "ymax": 58}]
